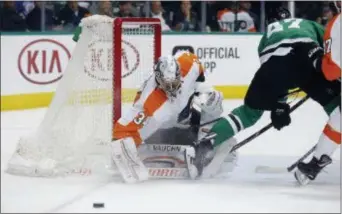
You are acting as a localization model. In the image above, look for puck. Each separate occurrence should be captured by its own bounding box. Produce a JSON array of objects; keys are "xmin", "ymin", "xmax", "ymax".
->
[{"xmin": 93, "ymin": 203, "xmax": 104, "ymax": 208}]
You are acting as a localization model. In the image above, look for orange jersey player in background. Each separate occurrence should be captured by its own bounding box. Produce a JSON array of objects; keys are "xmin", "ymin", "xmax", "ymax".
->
[
  {"xmin": 295, "ymin": 1, "xmax": 341, "ymax": 185},
  {"xmin": 322, "ymin": 6, "xmax": 341, "ymax": 81},
  {"xmin": 111, "ymin": 51, "xmax": 206, "ymax": 183}
]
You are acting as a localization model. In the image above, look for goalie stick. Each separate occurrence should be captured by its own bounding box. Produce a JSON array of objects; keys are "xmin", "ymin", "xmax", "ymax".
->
[{"xmin": 254, "ymin": 144, "xmax": 317, "ymax": 174}]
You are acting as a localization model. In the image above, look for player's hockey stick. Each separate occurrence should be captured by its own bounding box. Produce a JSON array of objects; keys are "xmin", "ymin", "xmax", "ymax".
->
[
  {"xmin": 197, "ymin": 88, "xmax": 304, "ymax": 128},
  {"xmin": 230, "ymin": 95, "xmax": 309, "ymax": 153},
  {"xmin": 255, "ymin": 144, "xmax": 317, "ymax": 173}
]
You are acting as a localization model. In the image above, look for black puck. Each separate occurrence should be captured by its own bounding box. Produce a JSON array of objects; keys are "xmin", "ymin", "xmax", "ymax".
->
[{"xmin": 93, "ymin": 203, "xmax": 104, "ymax": 208}]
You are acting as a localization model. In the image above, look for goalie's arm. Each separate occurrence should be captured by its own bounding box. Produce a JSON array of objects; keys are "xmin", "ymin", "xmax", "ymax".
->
[{"xmin": 113, "ymin": 75, "xmax": 173, "ymax": 145}]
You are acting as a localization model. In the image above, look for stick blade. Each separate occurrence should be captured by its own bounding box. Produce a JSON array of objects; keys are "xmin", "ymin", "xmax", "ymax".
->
[{"xmin": 254, "ymin": 165, "xmax": 289, "ymax": 174}]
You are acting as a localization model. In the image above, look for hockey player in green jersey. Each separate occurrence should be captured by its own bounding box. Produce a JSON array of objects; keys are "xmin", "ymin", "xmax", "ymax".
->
[{"xmin": 200, "ymin": 7, "xmax": 341, "ymax": 178}]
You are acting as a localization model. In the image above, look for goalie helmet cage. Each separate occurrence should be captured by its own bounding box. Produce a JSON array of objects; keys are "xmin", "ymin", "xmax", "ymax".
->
[{"xmin": 6, "ymin": 16, "xmax": 161, "ymax": 177}]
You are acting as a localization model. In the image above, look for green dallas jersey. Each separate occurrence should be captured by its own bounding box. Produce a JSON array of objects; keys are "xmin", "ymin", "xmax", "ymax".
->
[
  {"xmin": 258, "ymin": 18, "xmax": 325, "ymax": 56},
  {"xmin": 209, "ymin": 19, "xmax": 328, "ymax": 147}
]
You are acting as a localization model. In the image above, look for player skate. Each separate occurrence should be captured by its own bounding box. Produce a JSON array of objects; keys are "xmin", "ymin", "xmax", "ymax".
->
[{"xmin": 294, "ymin": 154, "xmax": 332, "ymax": 185}]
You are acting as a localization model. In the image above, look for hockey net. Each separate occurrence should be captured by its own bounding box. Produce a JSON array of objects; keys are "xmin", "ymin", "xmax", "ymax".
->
[{"xmin": 6, "ymin": 15, "xmax": 161, "ymax": 177}]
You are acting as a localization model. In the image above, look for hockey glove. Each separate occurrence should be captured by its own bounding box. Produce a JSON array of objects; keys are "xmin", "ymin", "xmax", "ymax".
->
[{"xmin": 271, "ymin": 102, "xmax": 291, "ymax": 130}]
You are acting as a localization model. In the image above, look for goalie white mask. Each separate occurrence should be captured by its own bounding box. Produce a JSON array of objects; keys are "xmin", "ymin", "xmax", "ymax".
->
[{"xmin": 154, "ymin": 55, "xmax": 182, "ymax": 99}]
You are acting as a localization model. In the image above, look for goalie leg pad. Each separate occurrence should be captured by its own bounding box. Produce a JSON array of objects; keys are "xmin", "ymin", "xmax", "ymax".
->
[
  {"xmin": 202, "ymin": 137, "xmax": 238, "ymax": 178},
  {"xmin": 138, "ymin": 144, "xmax": 197, "ymax": 179},
  {"xmin": 111, "ymin": 138, "xmax": 148, "ymax": 183},
  {"xmin": 138, "ymin": 144, "xmax": 191, "ymax": 168}
]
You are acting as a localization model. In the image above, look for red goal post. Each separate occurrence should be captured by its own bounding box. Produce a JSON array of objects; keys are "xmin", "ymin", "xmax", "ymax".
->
[{"xmin": 113, "ymin": 17, "xmax": 161, "ymax": 123}]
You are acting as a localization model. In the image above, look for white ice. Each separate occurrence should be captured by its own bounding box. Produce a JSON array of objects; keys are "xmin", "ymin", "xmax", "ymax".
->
[{"xmin": 1, "ymin": 100, "xmax": 340, "ymax": 213}]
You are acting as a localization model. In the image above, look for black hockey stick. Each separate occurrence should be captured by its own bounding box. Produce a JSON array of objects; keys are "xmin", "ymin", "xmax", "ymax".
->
[
  {"xmin": 197, "ymin": 88, "xmax": 303, "ymax": 128},
  {"xmin": 255, "ymin": 144, "xmax": 317, "ymax": 173},
  {"xmin": 230, "ymin": 95, "xmax": 309, "ymax": 153},
  {"xmin": 287, "ymin": 144, "xmax": 317, "ymax": 171}
]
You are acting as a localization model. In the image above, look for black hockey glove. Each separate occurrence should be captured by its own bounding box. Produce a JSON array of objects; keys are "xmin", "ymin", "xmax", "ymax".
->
[{"xmin": 271, "ymin": 102, "xmax": 291, "ymax": 130}]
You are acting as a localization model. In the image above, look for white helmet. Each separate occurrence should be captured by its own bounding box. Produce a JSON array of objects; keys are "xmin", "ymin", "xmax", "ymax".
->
[{"xmin": 154, "ymin": 55, "xmax": 182, "ymax": 98}]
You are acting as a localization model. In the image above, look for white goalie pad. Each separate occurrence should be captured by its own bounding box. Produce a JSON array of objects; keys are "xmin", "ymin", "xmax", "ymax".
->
[
  {"xmin": 139, "ymin": 144, "xmax": 190, "ymax": 168},
  {"xmin": 137, "ymin": 143, "xmax": 238, "ymax": 179}
]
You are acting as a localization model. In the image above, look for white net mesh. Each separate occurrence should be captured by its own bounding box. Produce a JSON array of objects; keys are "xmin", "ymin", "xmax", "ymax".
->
[{"xmin": 7, "ymin": 15, "xmax": 159, "ymax": 177}]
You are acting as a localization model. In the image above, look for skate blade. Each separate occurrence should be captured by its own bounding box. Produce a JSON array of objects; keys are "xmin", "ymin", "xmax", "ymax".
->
[{"xmin": 294, "ymin": 170, "xmax": 311, "ymax": 186}]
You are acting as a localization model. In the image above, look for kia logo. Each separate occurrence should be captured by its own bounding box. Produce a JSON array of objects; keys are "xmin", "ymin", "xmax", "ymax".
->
[
  {"xmin": 84, "ymin": 40, "xmax": 140, "ymax": 81},
  {"xmin": 18, "ymin": 39, "xmax": 71, "ymax": 85}
]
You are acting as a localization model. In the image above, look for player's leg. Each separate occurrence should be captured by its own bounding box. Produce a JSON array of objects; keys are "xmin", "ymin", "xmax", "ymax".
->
[
  {"xmin": 314, "ymin": 106, "xmax": 341, "ymax": 159},
  {"xmin": 299, "ymin": 66, "xmax": 341, "ymax": 114},
  {"xmin": 244, "ymin": 51, "xmax": 301, "ymax": 132},
  {"xmin": 291, "ymin": 42, "xmax": 341, "ymax": 184},
  {"xmin": 210, "ymin": 105, "xmax": 264, "ymax": 147},
  {"xmin": 294, "ymin": 95, "xmax": 340, "ymax": 184},
  {"xmin": 295, "ymin": 106, "xmax": 340, "ymax": 184}
]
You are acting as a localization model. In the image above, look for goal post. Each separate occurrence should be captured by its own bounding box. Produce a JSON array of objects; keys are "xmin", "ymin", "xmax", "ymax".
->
[
  {"xmin": 6, "ymin": 15, "xmax": 162, "ymax": 177},
  {"xmin": 113, "ymin": 17, "xmax": 161, "ymax": 122}
]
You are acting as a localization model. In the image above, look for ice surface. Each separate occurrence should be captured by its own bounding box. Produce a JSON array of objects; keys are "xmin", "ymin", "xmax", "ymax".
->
[{"xmin": 1, "ymin": 100, "xmax": 340, "ymax": 213}]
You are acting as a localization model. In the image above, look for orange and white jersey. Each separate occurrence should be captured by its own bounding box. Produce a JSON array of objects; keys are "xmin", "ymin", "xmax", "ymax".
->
[
  {"xmin": 322, "ymin": 13, "xmax": 341, "ymax": 81},
  {"xmin": 217, "ymin": 9, "xmax": 256, "ymax": 32},
  {"xmin": 113, "ymin": 51, "xmax": 204, "ymax": 146}
]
